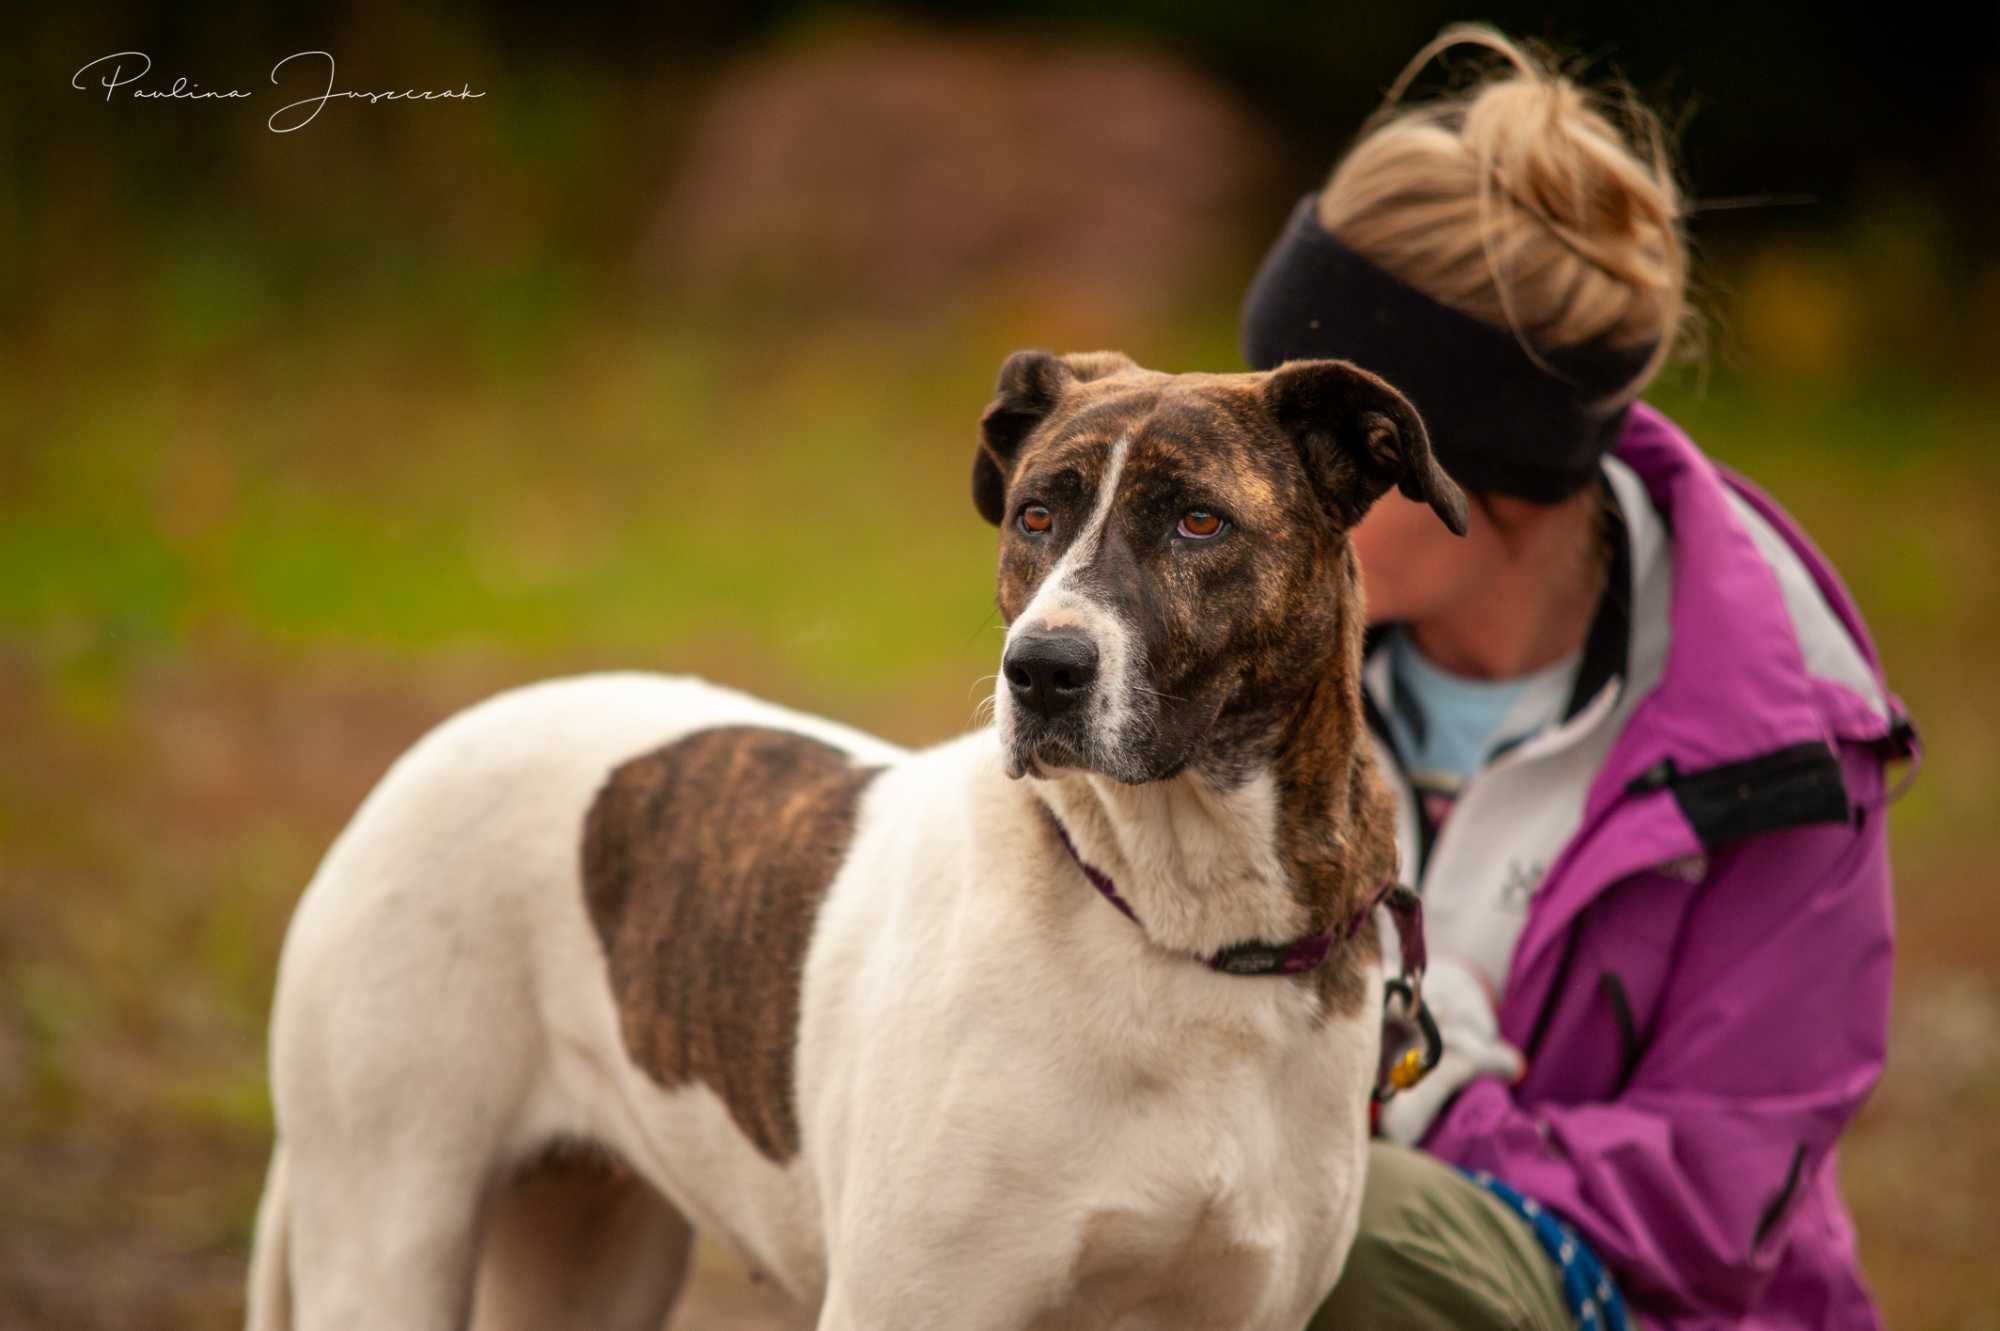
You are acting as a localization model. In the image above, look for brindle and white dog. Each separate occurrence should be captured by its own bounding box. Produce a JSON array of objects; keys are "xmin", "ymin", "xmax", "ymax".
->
[{"xmin": 246, "ymin": 350, "xmax": 1467, "ymax": 1331}]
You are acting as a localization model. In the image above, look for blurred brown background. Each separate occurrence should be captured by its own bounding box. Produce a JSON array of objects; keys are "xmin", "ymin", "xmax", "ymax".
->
[{"xmin": 2, "ymin": 3, "xmax": 1997, "ymax": 1327}]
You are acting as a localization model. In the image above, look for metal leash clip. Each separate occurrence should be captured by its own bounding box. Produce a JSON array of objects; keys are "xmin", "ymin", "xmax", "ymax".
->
[{"xmin": 1374, "ymin": 973, "xmax": 1443, "ymax": 1102}]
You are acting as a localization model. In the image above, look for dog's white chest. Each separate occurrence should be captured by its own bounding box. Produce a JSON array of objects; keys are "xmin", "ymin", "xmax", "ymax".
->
[{"xmin": 794, "ymin": 750, "xmax": 1381, "ymax": 1328}]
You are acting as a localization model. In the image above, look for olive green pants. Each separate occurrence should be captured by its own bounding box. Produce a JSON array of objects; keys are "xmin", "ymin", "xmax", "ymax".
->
[{"xmin": 1311, "ymin": 1142, "xmax": 1575, "ymax": 1331}]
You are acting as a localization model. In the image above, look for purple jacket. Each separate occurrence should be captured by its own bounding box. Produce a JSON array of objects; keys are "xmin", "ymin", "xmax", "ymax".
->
[{"xmin": 1419, "ymin": 406, "xmax": 1915, "ymax": 1330}]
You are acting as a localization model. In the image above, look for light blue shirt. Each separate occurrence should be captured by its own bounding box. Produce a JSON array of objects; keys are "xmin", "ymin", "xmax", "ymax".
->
[{"xmin": 1383, "ymin": 629, "xmax": 1580, "ymax": 798}]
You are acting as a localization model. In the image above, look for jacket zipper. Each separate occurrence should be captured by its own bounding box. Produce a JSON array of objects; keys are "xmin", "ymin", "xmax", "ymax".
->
[{"xmin": 1362, "ymin": 690, "xmax": 1430, "ymax": 877}]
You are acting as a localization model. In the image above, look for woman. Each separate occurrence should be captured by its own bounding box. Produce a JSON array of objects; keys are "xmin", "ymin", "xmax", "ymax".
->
[{"xmin": 1239, "ymin": 27, "xmax": 1918, "ymax": 1331}]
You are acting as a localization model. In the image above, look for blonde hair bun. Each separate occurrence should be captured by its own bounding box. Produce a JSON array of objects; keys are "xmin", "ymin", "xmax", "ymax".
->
[{"xmin": 1319, "ymin": 25, "xmax": 1691, "ymax": 401}]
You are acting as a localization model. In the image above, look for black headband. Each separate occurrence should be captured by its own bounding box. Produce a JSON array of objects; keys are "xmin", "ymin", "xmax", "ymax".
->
[{"xmin": 1241, "ymin": 193, "xmax": 1656, "ymax": 503}]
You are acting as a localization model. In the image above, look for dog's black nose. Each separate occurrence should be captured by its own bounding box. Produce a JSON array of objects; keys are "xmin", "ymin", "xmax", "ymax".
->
[{"xmin": 1004, "ymin": 631, "xmax": 1100, "ymax": 720}]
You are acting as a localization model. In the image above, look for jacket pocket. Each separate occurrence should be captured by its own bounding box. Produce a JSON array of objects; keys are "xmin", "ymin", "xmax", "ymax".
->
[
  {"xmin": 1599, "ymin": 971, "xmax": 1644, "ymax": 1094},
  {"xmin": 1753, "ymin": 1143, "xmax": 1809, "ymax": 1249}
]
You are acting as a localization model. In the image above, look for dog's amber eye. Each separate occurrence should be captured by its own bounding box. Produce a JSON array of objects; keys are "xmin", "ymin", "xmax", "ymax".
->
[
  {"xmin": 1177, "ymin": 510, "xmax": 1224, "ymax": 539},
  {"xmin": 1019, "ymin": 505, "xmax": 1052, "ymax": 534}
]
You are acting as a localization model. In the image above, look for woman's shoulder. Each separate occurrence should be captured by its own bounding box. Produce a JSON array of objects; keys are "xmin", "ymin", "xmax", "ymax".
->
[{"xmin": 1613, "ymin": 403, "xmax": 1902, "ymax": 741}]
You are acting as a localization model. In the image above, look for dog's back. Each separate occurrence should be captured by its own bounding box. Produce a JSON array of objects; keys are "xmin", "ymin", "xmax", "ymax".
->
[{"xmin": 253, "ymin": 668, "xmax": 1383, "ymax": 1331}]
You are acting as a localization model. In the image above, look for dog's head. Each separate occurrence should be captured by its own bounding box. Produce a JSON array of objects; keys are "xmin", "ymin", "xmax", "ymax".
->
[{"xmin": 975, "ymin": 349, "xmax": 1466, "ymax": 785}]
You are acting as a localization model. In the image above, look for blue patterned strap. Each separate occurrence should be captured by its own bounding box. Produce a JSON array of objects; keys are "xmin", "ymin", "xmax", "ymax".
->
[{"xmin": 1463, "ymin": 1169, "xmax": 1633, "ymax": 1331}]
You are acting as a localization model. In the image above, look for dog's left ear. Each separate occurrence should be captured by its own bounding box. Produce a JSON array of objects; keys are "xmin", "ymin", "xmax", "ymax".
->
[
  {"xmin": 973, "ymin": 349, "xmax": 1136, "ymax": 526},
  {"xmin": 1262, "ymin": 359, "xmax": 1469, "ymax": 535}
]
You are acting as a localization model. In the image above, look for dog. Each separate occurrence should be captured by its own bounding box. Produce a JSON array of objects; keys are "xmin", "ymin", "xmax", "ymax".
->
[{"xmin": 245, "ymin": 349, "xmax": 1466, "ymax": 1331}]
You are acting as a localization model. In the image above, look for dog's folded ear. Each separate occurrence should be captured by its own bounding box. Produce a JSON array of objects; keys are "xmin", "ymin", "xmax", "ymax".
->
[
  {"xmin": 973, "ymin": 350, "xmax": 1136, "ymax": 526},
  {"xmin": 1261, "ymin": 359, "xmax": 1469, "ymax": 536}
]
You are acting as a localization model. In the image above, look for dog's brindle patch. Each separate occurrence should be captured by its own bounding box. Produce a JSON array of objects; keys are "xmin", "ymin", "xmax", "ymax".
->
[
  {"xmin": 581, "ymin": 725, "xmax": 881, "ymax": 1161},
  {"xmin": 980, "ymin": 354, "xmax": 1449, "ymax": 1015}
]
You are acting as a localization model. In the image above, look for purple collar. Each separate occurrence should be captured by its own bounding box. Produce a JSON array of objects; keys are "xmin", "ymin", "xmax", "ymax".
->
[
  {"xmin": 1044, "ymin": 807, "xmax": 1440, "ymax": 1100},
  {"xmin": 1043, "ymin": 808, "xmax": 1427, "ymax": 980}
]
